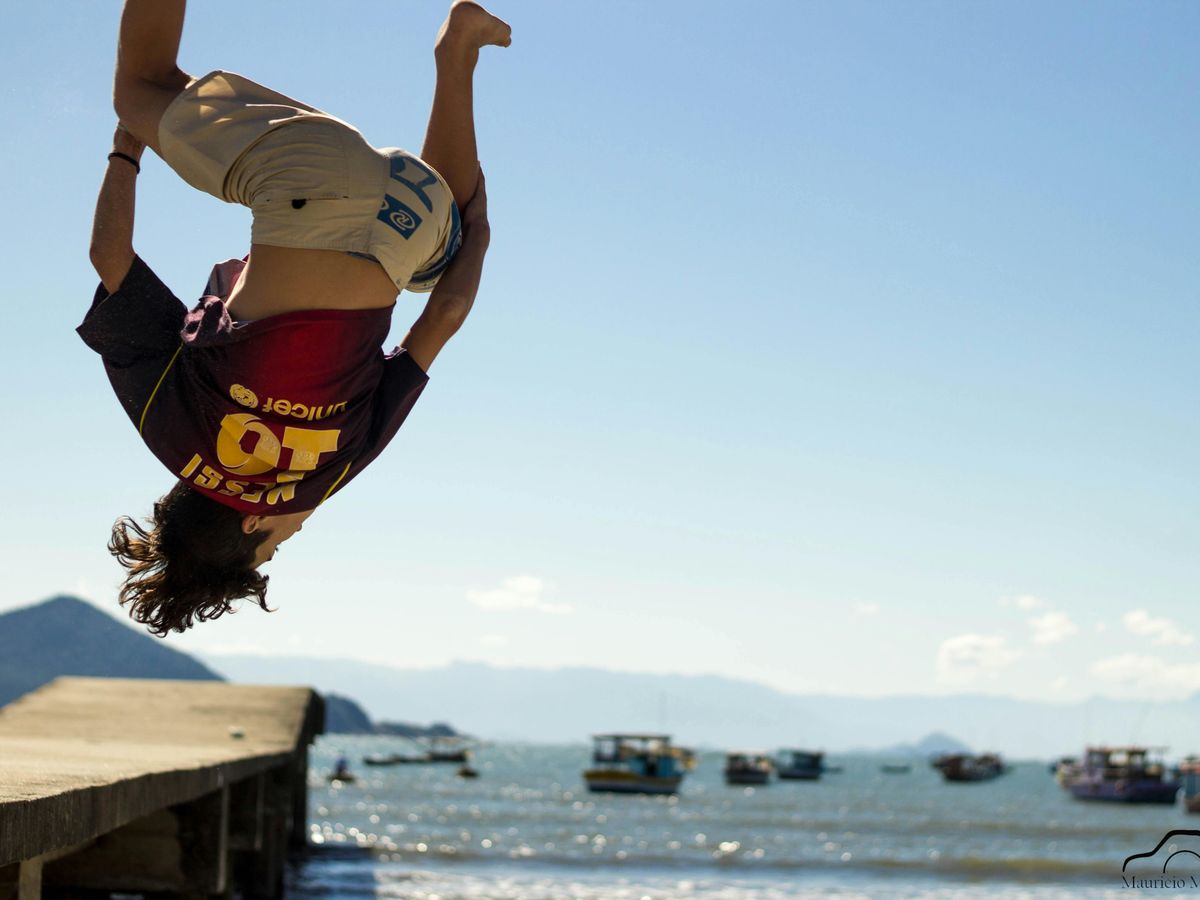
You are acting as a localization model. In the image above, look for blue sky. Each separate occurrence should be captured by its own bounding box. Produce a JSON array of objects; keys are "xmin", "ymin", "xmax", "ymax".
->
[{"xmin": 0, "ymin": 1, "xmax": 1196, "ymax": 702}]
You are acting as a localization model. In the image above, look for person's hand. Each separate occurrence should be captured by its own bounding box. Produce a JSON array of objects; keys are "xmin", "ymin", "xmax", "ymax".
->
[
  {"xmin": 461, "ymin": 166, "xmax": 490, "ymax": 245},
  {"xmin": 112, "ymin": 123, "xmax": 145, "ymax": 164}
]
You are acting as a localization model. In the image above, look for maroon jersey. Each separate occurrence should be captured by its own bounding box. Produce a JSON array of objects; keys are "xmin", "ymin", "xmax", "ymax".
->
[{"xmin": 78, "ymin": 256, "xmax": 427, "ymax": 514}]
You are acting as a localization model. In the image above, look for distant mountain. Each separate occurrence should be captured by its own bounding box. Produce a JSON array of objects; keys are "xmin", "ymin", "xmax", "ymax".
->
[
  {"xmin": 876, "ymin": 731, "xmax": 973, "ymax": 758},
  {"xmin": 0, "ymin": 596, "xmax": 223, "ymax": 706},
  {"xmin": 323, "ymin": 693, "xmax": 375, "ymax": 733},
  {"xmin": 376, "ymin": 720, "xmax": 465, "ymax": 739},
  {"xmin": 289, "ymin": 693, "xmax": 463, "ymax": 737},
  {"xmin": 202, "ymin": 655, "xmax": 1200, "ymax": 760}
]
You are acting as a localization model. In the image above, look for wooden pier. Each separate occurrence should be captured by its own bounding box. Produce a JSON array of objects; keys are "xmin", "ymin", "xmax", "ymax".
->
[{"xmin": 0, "ymin": 676, "xmax": 323, "ymax": 898}]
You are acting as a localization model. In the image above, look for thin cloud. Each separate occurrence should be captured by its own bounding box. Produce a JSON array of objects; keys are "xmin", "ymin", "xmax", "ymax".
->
[
  {"xmin": 1122, "ymin": 610, "xmax": 1193, "ymax": 646},
  {"xmin": 936, "ymin": 634, "xmax": 1021, "ymax": 684},
  {"xmin": 1029, "ymin": 611, "xmax": 1079, "ymax": 645},
  {"xmin": 1089, "ymin": 654, "xmax": 1200, "ymax": 696},
  {"xmin": 467, "ymin": 576, "xmax": 572, "ymax": 615}
]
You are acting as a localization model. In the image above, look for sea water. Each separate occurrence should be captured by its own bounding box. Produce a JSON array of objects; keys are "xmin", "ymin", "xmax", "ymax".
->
[{"xmin": 289, "ymin": 737, "xmax": 1198, "ymax": 898}]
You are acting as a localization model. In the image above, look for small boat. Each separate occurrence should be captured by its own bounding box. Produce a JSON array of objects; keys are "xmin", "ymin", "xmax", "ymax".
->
[
  {"xmin": 584, "ymin": 733, "xmax": 687, "ymax": 795},
  {"xmin": 457, "ymin": 765, "xmax": 479, "ymax": 778},
  {"xmin": 934, "ymin": 753, "xmax": 1006, "ymax": 783},
  {"xmin": 1051, "ymin": 758, "xmax": 1080, "ymax": 777},
  {"xmin": 775, "ymin": 749, "xmax": 824, "ymax": 780},
  {"xmin": 1052, "ymin": 756, "xmax": 1077, "ymax": 783},
  {"xmin": 429, "ymin": 748, "xmax": 471, "ymax": 763},
  {"xmin": 1178, "ymin": 757, "xmax": 1200, "ymax": 812},
  {"xmin": 362, "ymin": 752, "xmax": 432, "ymax": 766},
  {"xmin": 423, "ymin": 735, "xmax": 475, "ymax": 764},
  {"xmin": 880, "ymin": 763, "xmax": 911, "ymax": 774},
  {"xmin": 724, "ymin": 751, "xmax": 773, "ymax": 785},
  {"xmin": 1062, "ymin": 746, "xmax": 1179, "ymax": 804},
  {"xmin": 329, "ymin": 756, "xmax": 356, "ymax": 783}
]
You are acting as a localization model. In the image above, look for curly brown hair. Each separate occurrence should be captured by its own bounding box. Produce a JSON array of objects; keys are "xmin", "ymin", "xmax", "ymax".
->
[{"xmin": 109, "ymin": 481, "xmax": 272, "ymax": 636}]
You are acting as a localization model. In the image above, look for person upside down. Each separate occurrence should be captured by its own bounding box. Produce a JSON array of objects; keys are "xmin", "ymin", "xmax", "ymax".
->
[{"xmin": 82, "ymin": 0, "xmax": 511, "ymax": 635}]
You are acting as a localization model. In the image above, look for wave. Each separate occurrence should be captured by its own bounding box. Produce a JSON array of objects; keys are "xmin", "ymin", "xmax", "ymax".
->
[
  {"xmin": 307, "ymin": 838, "xmax": 1119, "ymax": 885},
  {"xmin": 313, "ymin": 803, "xmax": 1160, "ymax": 847}
]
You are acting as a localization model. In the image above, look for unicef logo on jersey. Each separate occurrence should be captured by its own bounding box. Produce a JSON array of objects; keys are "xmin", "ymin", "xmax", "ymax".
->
[
  {"xmin": 378, "ymin": 194, "xmax": 423, "ymax": 240},
  {"xmin": 229, "ymin": 384, "xmax": 259, "ymax": 409}
]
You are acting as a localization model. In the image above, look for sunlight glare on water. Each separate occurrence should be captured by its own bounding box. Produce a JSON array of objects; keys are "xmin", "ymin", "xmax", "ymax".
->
[{"xmin": 288, "ymin": 738, "xmax": 1190, "ymax": 897}]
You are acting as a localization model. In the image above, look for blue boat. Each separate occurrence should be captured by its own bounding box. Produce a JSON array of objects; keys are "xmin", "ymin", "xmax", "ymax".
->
[
  {"xmin": 775, "ymin": 748, "xmax": 824, "ymax": 780},
  {"xmin": 1063, "ymin": 746, "xmax": 1179, "ymax": 804},
  {"xmin": 584, "ymin": 733, "xmax": 687, "ymax": 795}
]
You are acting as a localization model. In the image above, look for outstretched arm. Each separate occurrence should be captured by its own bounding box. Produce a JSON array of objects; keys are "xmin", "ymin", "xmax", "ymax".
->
[
  {"xmin": 400, "ymin": 169, "xmax": 491, "ymax": 372},
  {"xmin": 89, "ymin": 126, "xmax": 146, "ymax": 294}
]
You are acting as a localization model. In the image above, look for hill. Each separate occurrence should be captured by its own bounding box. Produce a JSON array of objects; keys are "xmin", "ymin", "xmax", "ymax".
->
[
  {"xmin": 0, "ymin": 596, "xmax": 223, "ymax": 706},
  {"xmin": 323, "ymin": 693, "xmax": 374, "ymax": 733}
]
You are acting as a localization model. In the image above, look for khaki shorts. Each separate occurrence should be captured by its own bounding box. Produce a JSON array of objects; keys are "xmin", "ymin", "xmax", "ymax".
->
[{"xmin": 158, "ymin": 70, "xmax": 461, "ymax": 292}]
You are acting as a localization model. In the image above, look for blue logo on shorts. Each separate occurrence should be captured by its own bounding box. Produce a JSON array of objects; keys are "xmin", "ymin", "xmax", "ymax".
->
[
  {"xmin": 378, "ymin": 194, "xmax": 423, "ymax": 239},
  {"xmin": 388, "ymin": 155, "xmax": 438, "ymax": 213}
]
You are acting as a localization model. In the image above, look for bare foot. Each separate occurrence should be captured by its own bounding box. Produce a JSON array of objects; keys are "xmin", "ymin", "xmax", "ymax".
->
[{"xmin": 436, "ymin": 0, "xmax": 512, "ymax": 56}]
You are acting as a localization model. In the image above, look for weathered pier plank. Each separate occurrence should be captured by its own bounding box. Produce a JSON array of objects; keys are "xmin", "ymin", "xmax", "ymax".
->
[{"xmin": 0, "ymin": 676, "xmax": 323, "ymax": 898}]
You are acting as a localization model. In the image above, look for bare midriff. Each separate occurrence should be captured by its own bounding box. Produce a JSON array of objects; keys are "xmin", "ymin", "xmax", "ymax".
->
[{"xmin": 225, "ymin": 244, "xmax": 399, "ymax": 320}]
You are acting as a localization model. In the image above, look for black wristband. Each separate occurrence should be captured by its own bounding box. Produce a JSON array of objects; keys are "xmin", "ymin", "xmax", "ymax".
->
[{"xmin": 107, "ymin": 151, "xmax": 141, "ymax": 174}]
